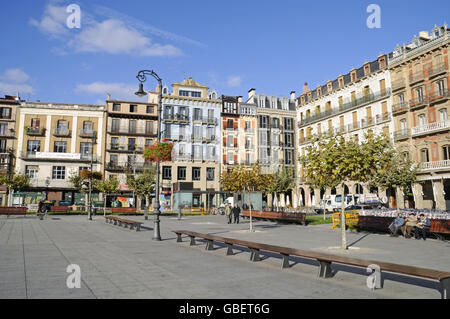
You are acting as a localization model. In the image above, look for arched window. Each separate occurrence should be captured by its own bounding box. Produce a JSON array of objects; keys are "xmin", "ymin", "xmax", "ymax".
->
[
  {"xmin": 418, "ymin": 114, "xmax": 427, "ymax": 127},
  {"xmin": 439, "ymin": 108, "xmax": 448, "ymax": 122}
]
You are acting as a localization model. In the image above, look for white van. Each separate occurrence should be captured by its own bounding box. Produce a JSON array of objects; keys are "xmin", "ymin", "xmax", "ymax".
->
[{"xmin": 218, "ymin": 197, "xmax": 234, "ymax": 214}]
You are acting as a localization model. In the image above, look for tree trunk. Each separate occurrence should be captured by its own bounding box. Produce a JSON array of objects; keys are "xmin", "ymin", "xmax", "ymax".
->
[
  {"xmin": 7, "ymin": 187, "xmax": 12, "ymax": 207},
  {"xmin": 249, "ymin": 190, "xmax": 254, "ymax": 232},
  {"xmin": 103, "ymin": 193, "xmax": 107, "ymax": 217},
  {"xmin": 145, "ymin": 195, "xmax": 150, "ymax": 220},
  {"xmin": 341, "ymin": 184, "xmax": 347, "ymax": 250}
]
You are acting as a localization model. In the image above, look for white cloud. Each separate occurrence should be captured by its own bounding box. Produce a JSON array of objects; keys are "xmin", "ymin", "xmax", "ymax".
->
[
  {"xmin": 0, "ymin": 68, "xmax": 35, "ymax": 96},
  {"xmin": 75, "ymin": 81, "xmax": 145, "ymax": 101},
  {"xmin": 30, "ymin": 2, "xmax": 183, "ymax": 57},
  {"xmin": 227, "ymin": 76, "xmax": 243, "ymax": 87},
  {"xmin": 69, "ymin": 19, "xmax": 182, "ymax": 56}
]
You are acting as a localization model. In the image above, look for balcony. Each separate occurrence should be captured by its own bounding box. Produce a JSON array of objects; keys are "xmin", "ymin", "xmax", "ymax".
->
[
  {"xmin": 21, "ymin": 151, "xmax": 98, "ymax": 162},
  {"xmin": 393, "ymin": 129, "xmax": 410, "ymax": 141},
  {"xmin": 0, "ymin": 128, "xmax": 15, "ymax": 138},
  {"xmin": 78, "ymin": 129, "xmax": 96, "ymax": 138},
  {"xmin": 245, "ymin": 144, "xmax": 254, "ymax": 150},
  {"xmin": 193, "ymin": 117, "xmax": 218, "ymax": 125},
  {"xmin": 190, "ymin": 135, "xmax": 205, "ymax": 143},
  {"xmin": 419, "ymin": 160, "xmax": 450, "ymax": 171},
  {"xmin": 409, "ymin": 71, "xmax": 425, "ymax": 85},
  {"xmin": 392, "ymin": 79, "xmax": 406, "ymax": 91},
  {"xmin": 163, "ymin": 134, "xmax": 187, "ymax": 142},
  {"xmin": 105, "ymin": 161, "xmax": 148, "ymax": 172},
  {"xmin": 107, "ymin": 144, "xmax": 144, "ymax": 153},
  {"xmin": 428, "ymin": 63, "xmax": 447, "ymax": 78},
  {"xmin": 409, "ymin": 97, "xmax": 428, "ymax": 111},
  {"xmin": 163, "ymin": 114, "xmax": 189, "ymax": 123},
  {"xmin": 52, "ymin": 127, "xmax": 71, "ymax": 137},
  {"xmin": 244, "ymin": 128, "xmax": 255, "ymax": 134},
  {"xmin": 205, "ymin": 135, "xmax": 216, "ymax": 143},
  {"xmin": 173, "ymin": 153, "xmax": 191, "ymax": 161},
  {"xmin": 392, "ymin": 101, "xmax": 409, "ymax": 115},
  {"xmin": 26, "ymin": 127, "xmax": 46, "ymax": 136},
  {"xmin": 429, "ymin": 89, "xmax": 450, "ymax": 105},
  {"xmin": 299, "ymin": 89, "xmax": 391, "ymax": 126},
  {"xmin": 411, "ymin": 120, "xmax": 450, "ymax": 137},
  {"xmin": 109, "ymin": 126, "xmax": 156, "ymax": 136}
]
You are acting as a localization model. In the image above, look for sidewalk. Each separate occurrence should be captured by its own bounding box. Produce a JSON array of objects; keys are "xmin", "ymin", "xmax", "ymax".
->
[{"xmin": 0, "ymin": 214, "xmax": 447, "ymax": 299}]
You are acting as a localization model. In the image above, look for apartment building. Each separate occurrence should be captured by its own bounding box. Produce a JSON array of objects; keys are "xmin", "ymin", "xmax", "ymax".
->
[
  {"xmin": 0, "ymin": 95, "xmax": 20, "ymax": 206},
  {"xmin": 14, "ymin": 101, "xmax": 105, "ymax": 208},
  {"xmin": 158, "ymin": 77, "xmax": 222, "ymax": 210},
  {"xmin": 296, "ymin": 54, "xmax": 393, "ymax": 207},
  {"xmin": 238, "ymin": 98, "xmax": 258, "ymax": 167},
  {"xmin": 389, "ymin": 25, "xmax": 450, "ymax": 210},
  {"xmin": 104, "ymin": 98, "xmax": 158, "ymax": 208}
]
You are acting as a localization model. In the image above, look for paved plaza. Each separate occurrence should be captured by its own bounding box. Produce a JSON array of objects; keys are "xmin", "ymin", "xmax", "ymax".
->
[{"xmin": 0, "ymin": 214, "xmax": 449, "ymax": 299}]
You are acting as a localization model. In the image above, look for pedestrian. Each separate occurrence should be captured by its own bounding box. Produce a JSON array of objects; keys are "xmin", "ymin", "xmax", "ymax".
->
[
  {"xmin": 388, "ymin": 213, "xmax": 404, "ymax": 237},
  {"xmin": 225, "ymin": 203, "xmax": 232, "ymax": 224},
  {"xmin": 414, "ymin": 214, "xmax": 431, "ymax": 240},
  {"xmin": 242, "ymin": 203, "xmax": 248, "ymax": 210},
  {"xmin": 38, "ymin": 200, "xmax": 43, "ymax": 213},
  {"xmin": 401, "ymin": 213, "xmax": 418, "ymax": 238},
  {"xmin": 232, "ymin": 203, "xmax": 241, "ymax": 224}
]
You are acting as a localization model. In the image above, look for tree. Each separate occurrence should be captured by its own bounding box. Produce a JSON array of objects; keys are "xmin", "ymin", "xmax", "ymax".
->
[
  {"xmin": 273, "ymin": 166, "xmax": 295, "ymax": 208},
  {"xmin": 68, "ymin": 170, "xmax": 102, "ymax": 209},
  {"xmin": 127, "ymin": 167, "xmax": 156, "ymax": 220},
  {"xmin": 0, "ymin": 172, "xmax": 30, "ymax": 206},
  {"xmin": 300, "ymin": 132, "xmax": 393, "ymax": 249},
  {"xmin": 220, "ymin": 164, "xmax": 268, "ymax": 232},
  {"xmin": 95, "ymin": 178, "xmax": 119, "ymax": 216}
]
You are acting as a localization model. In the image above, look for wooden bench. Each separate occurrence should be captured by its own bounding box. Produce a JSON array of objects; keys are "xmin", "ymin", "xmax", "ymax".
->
[
  {"xmin": 111, "ymin": 207, "xmax": 137, "ymax": 214},
  {"xmin": 0, "ymin": 207, "xmax": 27, "ymax": 218},
  {"xmin": 173, "ymin": 229, "xmax": 450, "ymax": 299},
  {"xmin": 242, "ymin": 210, "xmax": 306, "ymax": 225},
  {"xmin": 50, "ymin": 206, "xmax": 69, "ymax": 213},
  {"xmin": 105, "ymin": 215, "xmax": 143, "ymax": 231}
]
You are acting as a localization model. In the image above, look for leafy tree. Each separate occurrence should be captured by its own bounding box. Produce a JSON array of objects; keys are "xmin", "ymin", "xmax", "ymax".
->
[
  {"xmin": 95, "ymin": 178, "xmax": 119, "ymax": 216},
  {"xmin": 220, "ymin": 164, "xmax": 268, "ymax": 232},
  {"xmin": 127, "ymin": 167, "xmax": 156, "ymax": 219},
  {"xmin": 300, "ymin": 132, "xmax": 394, "ymax": 249},
  {"xmin": 68, "ymin": 170, "xmax": 102, "ymax": 210},
  {"xmin": 0, "ymin": 172, "xmax": 30, "ymax": 206}
]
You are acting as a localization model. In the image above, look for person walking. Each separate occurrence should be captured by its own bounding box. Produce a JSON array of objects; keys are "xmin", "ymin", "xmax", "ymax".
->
[
  {"xmin": 232, "ymin": 203, "xmax": 241, "ymax": 224},
  {"xmin": 225, "ymin": 203, "xmax": 232, "ymax": 224}
]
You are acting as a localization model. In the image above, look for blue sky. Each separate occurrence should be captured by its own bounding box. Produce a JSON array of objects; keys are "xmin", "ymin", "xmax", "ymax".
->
[{"xmin": 0, "ymin": 0, "xmax": 449, "ymax": 104}]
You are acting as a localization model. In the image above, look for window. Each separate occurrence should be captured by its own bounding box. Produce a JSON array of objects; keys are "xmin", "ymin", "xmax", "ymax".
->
[
  {"xmin": 54, "ymin": 141, "xmax": 67, "ymax": 153},
  {"xmin": 400, "ymin": 119, "xmax": 407, "ymax": 130},
  {"xmin": 27, "ymin": 140, "xmax": 40, "ymax": 153},
  {"xmin": 0, "ymin": 107, "xmax": 11, "ymax": 119},
  {"xmin": 163, "ymin": 166, "xmax": 172, "ymax": 180},
  {"xmin": 110, "ymin": 154, "xmax": 118, "ymax": 164},
  {"xmin": 130, "ymin": 105, "xmax": 137, "ymax": 113},
  {"xmin": 111, "ymin": 137, "xmax": 119, "ymax": 149},
  {"xmin": 396, "ymin": 93, "xmax": 405, "ymax": 104},
  {"xmin": 208, "ymin": 109, "xmax": 214, "ymax": 120},
  {"xmin": 52, "ymin": 166, "xmax": 66, "ymax": 180},
  {"xmin": 111, "ymin": 119, "xmax": 120, "ymax": 131},
  {"xmin": 227, "ymin": 119, "xmax": 233, "ymax": 129},
  {"xmin": 145, "ymin": 139, "xmax": 152, "ymax": 148},
  {"xmin": 439, "ymin": 109, "xmax": 448, "ymax": 122},
  {"xmin": 206, "ymin": 168, "xmax": 215, "ymax": 181},
  {"xmin": 80, "ymin": 142, "xmax": 92, "ymax": 159},
  {"xmin": 146, "ymin": 105, "xmax": 154, "ymax": 114},
  {"xmin": 418, "ymin": 114, "xmax": 427, "ymax": 127},
  {"xmin": 192, "ymin": 167, "xmax": 201, "ymax": 181},
  {"xmin": 420, "ymin": 149, "xmax": 429, "ymax": 163},
  {"xmin": 31, "ymin": 118, "xmax": 40, "ymax": 128},
  {"xmin": 129, "ymin": 120, "xmax": 136, "ymax": 133},
  {"xmin": 0, "ymin": 123, "xmax": 7, "ymax": 135},
  {"xmin": 179, "ymin": 90, "xmax": 189, "ymax": 97},
  {"xmin": 192, "ymin": 91, "xmax": 201, "ymax": 98},
  {"xmin": 83, "ymin": 121, "xmax": 93, "ymax": 131},
  {"xmin": 194, "ymin": 108, "xmax": 202, "ymax": 121},
  {"xmin": 193, "ymin": 126, "xmax": 201, "ymax": 139},
  {"xmin": 25, "ymin": 165, "xmax": 38, "ymax": 179},
  {"xmin": 272, "ymin": 118, "xmax": 280, "ymax": 129},
  {"xmin": 436, "ymin": 80, "xmax": 445, "ymax": 96},
  {"xmin": 415, "ymin": 87, "xmax": 424, "ymax": 101},
  {"xmin": 227, "ymin": 135, "xmax": 233, "ymax": 147},
  {"xmin": 177, "ymin": 167, "xmax": 186, "ymax": 180},
  {"xmin": 443, "ymin": 145, "xmax": 450, "ymax": 161},
  {"xmin": 112, "ymin": 103, "xmax": 120, "ymax": 111},
  {"xmin": 128, "ymin": 138, "xmax": 136, "ymax": 151}
]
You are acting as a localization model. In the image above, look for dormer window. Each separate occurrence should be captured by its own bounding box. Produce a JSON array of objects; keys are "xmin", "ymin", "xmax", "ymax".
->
[
  {"xmin": 351, "ymin": 71, "xmax": 357, "ymax": 82},
  {"xmin": 317, "ymin": 88, "xmax": 321, "ymax": 97}
]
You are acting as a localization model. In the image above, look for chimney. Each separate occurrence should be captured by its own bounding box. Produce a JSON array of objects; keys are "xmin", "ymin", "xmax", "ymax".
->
[
  {"xmin": 237, "ymin": 96, "xmax": 243, "ymax": 103},
  {"xmin": 106, "ymin": 93, "xmax": 111, "ymax": 101},
  {"xmin": 290, "ymin": 91, "xmax": 296, "ymax": 101},
  {"xmin": 302, "ymin": 82, "xmax": 309, "ymax": 93},
  {"xmin": 248, "ymin": 88, "xmax": 255, "ymax": 100}
]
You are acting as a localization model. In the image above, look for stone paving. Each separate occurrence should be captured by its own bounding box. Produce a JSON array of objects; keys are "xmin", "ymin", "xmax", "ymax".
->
[{"xmin": 0, "ymin": 214, "xmax": 449, "ymax": 299}]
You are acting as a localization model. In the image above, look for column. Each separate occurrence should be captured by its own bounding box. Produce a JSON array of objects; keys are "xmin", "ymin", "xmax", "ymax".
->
[
  {"xmin": 395, "ymin": 187, "xmax": 405, "ymax": 209},
  {"xmin": 433, "ymin": 180, "xmax": 446, "ymax": 210},
  {"xmin": 412, "ymin": 183, "xmax": 424, "ymax": 209}
]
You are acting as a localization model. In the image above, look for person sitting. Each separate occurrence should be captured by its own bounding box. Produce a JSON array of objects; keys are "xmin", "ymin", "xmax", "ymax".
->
[
  {"xmin": 401, "ymin": 213, "xmax": 418, "ymax": 239},
  {"xmin": 388, "ymin": 213, "xmax": 404, "ymax": 237},
  {"xmin": 414, "ymin": 214, "xmax": 431, "ymax": 240}
]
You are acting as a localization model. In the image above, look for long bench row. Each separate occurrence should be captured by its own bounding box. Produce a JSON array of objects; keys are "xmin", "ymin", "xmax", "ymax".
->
[
  {"xmin": 0, "ymin": 207, "xmax": 27, "ymax": 217},
  {"xmin": 105, "ymin": 216, "xmax": 143, "ymax": 231},
  {"xmin": 242, "ymin": 210, "xmax": 306, "ymax": 225},
  {"xmin": 173, "ymin": 229, "xmax": 450, "ymax": 299}
]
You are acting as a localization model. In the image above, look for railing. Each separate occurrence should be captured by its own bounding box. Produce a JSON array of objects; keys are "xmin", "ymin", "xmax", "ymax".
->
[
  {"xmin": 225, "ymin": 127, "xmax": 237, "ymax": 131},
  {"xmin": 192, "ymin": 117, "xmax": 218, "ymax": 125},
  {"xmin": 393, "ymin": 129, "xmax": 410, "ymax": 141},
  {"xmin": 109, "ymin": 127, "xmax": 155, "ymax": 135},
  {"xmin": 26, "ymin": 127, "xmax": 46, "ymax": 136},
  {"xmin": 409, "ymin": 96, "xmax": 428, "ymax": 109},
  {"xmin": 163, "ymin": 134, "xmax": 188, "ymax": 141},
  {"xmin": 173, "ymin": 153, "xmax": 192, "ymax": 161},
  {"xmin": 0, "ymin": 129, "xmax": 15, "ymax": 137},
  {"xmin": 163, "ymin": 114, "xmax": 189, "ymax": 122},
  {"xmin": 409, "ymin": 71, "xmax": 425, "ymax": 84},
  {"xmin": 392, "ymin": 79, "xmax": 406, "ymax": 91},
  {"xmin": 0, "ymin": 113, "xmax": 12, "ymax": 120},
  {"xmin": 427, "ymin": 62, "xmax": 447, "ymax": 77},
  {"xmin": 78, "ymin": 129, "xmax": 96, "ymax": 138},
  {"xmin": 392, "ymin": 101, "xmax": 409, "ymax": 114},
  {"xmin": 411, "ymin": 120, "xmax": 450, "ymax": 136},
  {"xmin": 105, "ymin": 162, "xmax": 148, "ymax": 171},
  {"xmin": 21, "ymin": 151, "xmax": 98, "ymax": 162},
  {"xmin": 428, "ymin": 89, "xmax": 450, "ymax": 104},
  {"xmin": 419, "ymin": 160, "xmax": 450, "ymax": 170},
  {"xmin": 107, "ymin": 144, "xmax": 144, "ymax": 152},
  {"xmin": 299, "ymin": 89, "xmax": 391, "ymax": 126},
  {"xmin": 52, "ymin": 128, "xmax": 70, "ymax": 137},
  {"xmin": 245, "ymin": 144, "xmax": 254, "ymax": 150},
  {"xmin": 245, "ymin": 128, "xmax": 255, "ymax": 134}
]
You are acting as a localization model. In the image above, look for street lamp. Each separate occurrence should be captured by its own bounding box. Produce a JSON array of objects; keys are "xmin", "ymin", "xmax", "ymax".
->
[
  {"xmin": 87, "ymin": 132, "xmax": 97, "ymax": 221},
  {"xmin": 135, "ymin": 69, "xmax": 162, "ymax": 241}
]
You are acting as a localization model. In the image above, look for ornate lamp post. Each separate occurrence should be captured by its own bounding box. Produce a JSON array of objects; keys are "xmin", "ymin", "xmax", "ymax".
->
[{"xmin": 135, "ymin": 69, "xmax": 162, "ymax": 241}]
